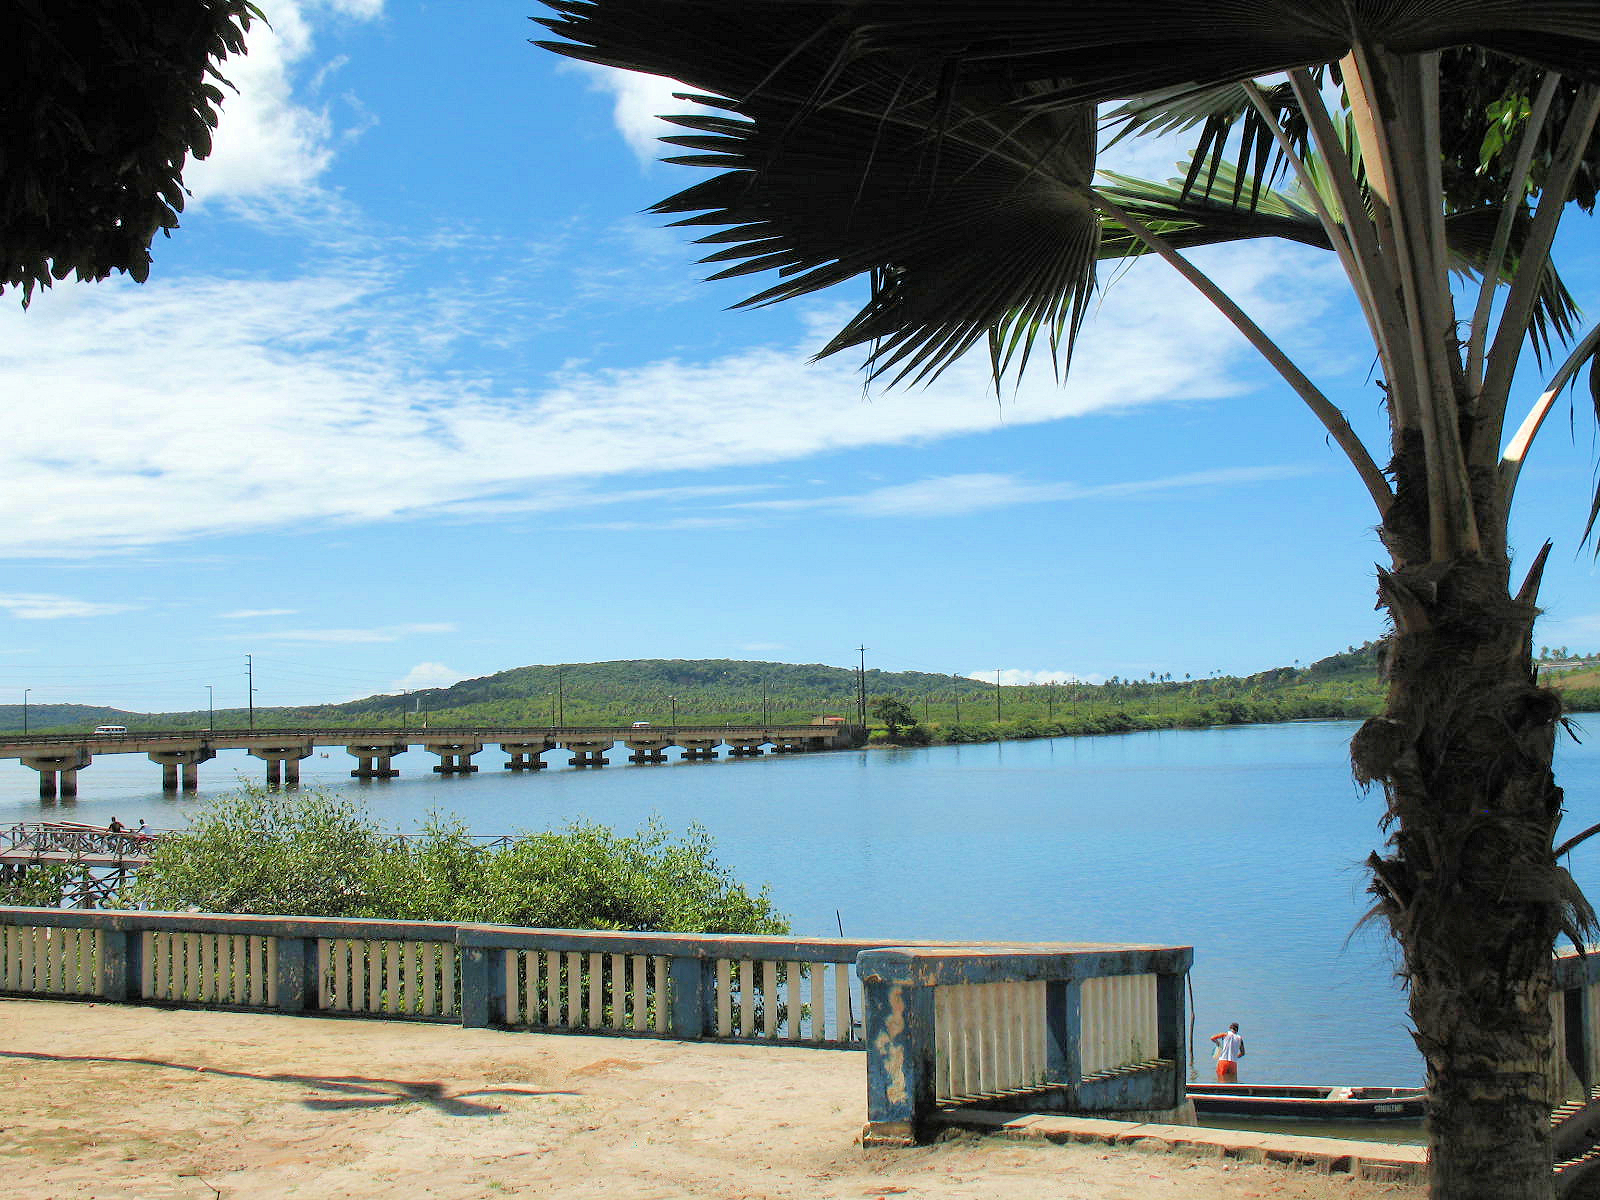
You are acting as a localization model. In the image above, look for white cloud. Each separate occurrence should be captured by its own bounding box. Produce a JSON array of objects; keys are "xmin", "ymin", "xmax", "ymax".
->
[
  {"xmin": 230, "ymin": 623, "xmax": 457, "ymax": 645},
  {"xmin": 578, "ymin": 65, "xmax": 706, "ymax": 167},
  {"xmin": 184, "ymin": 0, "xmax": 383, "ymax": 208},
  {"xmin": 393, "ymin": 662, "xmax": 461, "ymax": 691},
  {"xmin": 0, "ymin": 593, "xmax": 137, "ymax": 620},
  {"xmin": 967, "ymin": 668, "xmax": 1105, "ymax": 686},
  {"xmin": 0, "ymin": 233, "xmax": 1355, "ymax": 559},
  {"xmin": 218, "ymin": 608, "xmax": 298, "ymax": 619}
]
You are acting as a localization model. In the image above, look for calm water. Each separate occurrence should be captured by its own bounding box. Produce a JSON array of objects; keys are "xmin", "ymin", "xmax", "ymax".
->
[{"xmin": 7, "ymin": 718, "xmax": 1600, "ymax": 1088}]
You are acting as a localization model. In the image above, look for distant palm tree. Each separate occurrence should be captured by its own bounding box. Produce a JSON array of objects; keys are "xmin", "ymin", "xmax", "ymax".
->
[{"xmin": 538, "ymin": 6, "xmax": 1600, "ymax": 1196}]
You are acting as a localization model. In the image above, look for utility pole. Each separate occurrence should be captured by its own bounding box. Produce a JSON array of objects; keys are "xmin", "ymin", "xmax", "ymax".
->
[
  {"xmin": 670, "ymin": 694, "xmax": 678, "ymax": 726},
  {"xmin": 557, "ymin": 666, "xmax": 565, "ymax": 726},
  {"xmin": 995, "ymin": 669, "xmax": 1002, "ymax": 722},
  {"xmin": 246, "ymin": 654, "xmax": 256, "ymax": 730},
  {"xmin": 953, "ymin": 673, "xmax": 960, "ymax": 724},
  {"xmin": 22, "ymin": 688, "xmax": 29, "ymax": 735},
  {"xmin": 761, "ymin": 678, "xmax": 769, "ymax": 725},
  {"xmin": 1047, "ymin": 679, "xmax": 1056, "ymax": 721},
  {"xmin": 856, "ymin": 646, "xmax": 868, "ymax": 728},
  {"xmin": 207, "ymin": 685, "xmax": 215, "ymax": 733}
]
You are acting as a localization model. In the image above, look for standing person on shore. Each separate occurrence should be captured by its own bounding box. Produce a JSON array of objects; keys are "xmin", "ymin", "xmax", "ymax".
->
[{"xmin": 1210, "ymin": 1023, "xmax": 1245, "ymax": 1083}]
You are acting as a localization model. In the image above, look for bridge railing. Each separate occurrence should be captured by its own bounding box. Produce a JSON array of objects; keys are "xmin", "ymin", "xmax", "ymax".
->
[{"xmin": 0, "ymin": 723, "xmax": 857, "ymax": 749}]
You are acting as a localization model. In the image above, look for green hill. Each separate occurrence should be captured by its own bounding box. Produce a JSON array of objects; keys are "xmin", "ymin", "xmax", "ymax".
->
[
  {"xmin": 0, "ymin": 649, "xmax": 1383, "ymax": 738},
  {"xmin": 6, "ymin": 639, "xmax": 1588, "ymax": 744}
]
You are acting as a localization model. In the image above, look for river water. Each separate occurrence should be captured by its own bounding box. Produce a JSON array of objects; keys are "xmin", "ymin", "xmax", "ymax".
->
[{"xmin": 6, "ymin": 717, "xmax": 1600, "ymax": 1088}]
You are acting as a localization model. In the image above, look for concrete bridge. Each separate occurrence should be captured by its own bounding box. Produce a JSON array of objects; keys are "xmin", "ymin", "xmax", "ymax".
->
[{"xmin": 0, "ymin": 722, "xmax": 863, "ymax": 797}]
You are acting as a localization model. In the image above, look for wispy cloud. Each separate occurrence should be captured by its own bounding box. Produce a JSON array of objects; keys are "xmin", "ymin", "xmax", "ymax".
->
[
  {"xmin": 228, "ymin": 622, "xmax": 457, "ymax": 644},
  {"xmin": 0, "ymin": 236, "xmax": 1337, "ymax": 560},
  {"xmin": 736, "ymin": 465, "xmax": 1319, "ymax": 519},
  {"xmin": 218, "ymin": 608, "xmax": 298, "ymax": 620},
  {"xmin": 0, "ymin": 593, "xmax": 138, "ymax": 620}
]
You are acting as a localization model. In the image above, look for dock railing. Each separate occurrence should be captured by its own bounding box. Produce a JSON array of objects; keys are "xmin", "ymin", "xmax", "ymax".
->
[{"xmin": 856, "ymin": 943, "xmax": 1194, "ymax": 1144}]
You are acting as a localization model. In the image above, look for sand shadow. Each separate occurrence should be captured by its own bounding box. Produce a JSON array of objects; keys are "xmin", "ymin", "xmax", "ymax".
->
[{"xmin": 0, "ymin": 1049, "xmax": 579, "ymax": 1116}]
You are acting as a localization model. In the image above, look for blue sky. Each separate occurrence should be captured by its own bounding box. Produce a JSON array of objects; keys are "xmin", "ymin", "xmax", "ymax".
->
[{"xmin": 2, "ymin": 1, "xmax": 1598, "ymax": 714}]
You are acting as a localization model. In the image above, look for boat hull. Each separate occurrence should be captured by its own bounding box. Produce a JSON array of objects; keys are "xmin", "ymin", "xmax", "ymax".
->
[{"xmin": 1188, "ymin": 1083, "xmax": 1426, "ymax": 1121}]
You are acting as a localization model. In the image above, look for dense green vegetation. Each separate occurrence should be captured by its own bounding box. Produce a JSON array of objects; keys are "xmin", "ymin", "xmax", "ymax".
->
[
  {"xmin": 113, "ymin": 786, "xmax": 787, "ymax": 933},
  {"xmin": 4, "ymin": 643, "xmax": 1594, "ymax": 744}
]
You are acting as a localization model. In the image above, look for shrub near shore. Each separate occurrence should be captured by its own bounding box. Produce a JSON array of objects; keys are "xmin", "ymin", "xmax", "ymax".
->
[{"xmin": 117, "ymin": 786, "xmax": 788, "ymax": 934}]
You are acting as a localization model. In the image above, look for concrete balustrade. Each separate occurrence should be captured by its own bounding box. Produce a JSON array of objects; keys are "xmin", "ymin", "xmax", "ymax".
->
[
  {"xmin": 0, "ymin": 905, "xmax": 1207, "ymax": 1145},
  {"xmin": 0, "ymin": 907, "xmax": 887, "ymax": 1044},
  {"xmin": 855, "ymin": 944, "xmax": 1193, "ymax": 1146},
  {"xmin": 0, "ymin": 724, "xmax": 863, "ymax": 794},
  {"xmin": 1550, "ymin": 947, "xmax": 1600, "ymax": 1104}
]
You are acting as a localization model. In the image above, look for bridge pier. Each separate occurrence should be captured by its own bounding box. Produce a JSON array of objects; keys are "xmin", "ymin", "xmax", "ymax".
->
[
  {"xmin": 347, "ymin": 742, "xmax": 408, "ymax": 779},
  {"xmin": 424, "ymin": 741, "xmax": 482, "ymax": 775},
  {"xmin": 624, "ymin": 737, "xmax": 670, "ymax": 764},
  {"xmin": 248, "ymin": 743, "xmax": 314, "ymax": 788},
  {"xmin": 148, "ymin": 746, "xmax": 216, "ymax": 793},
  {"xmin": 727, "ymin": 738, "xmax": 765, "ymax": 758},
  {"xmin": 561, "ymin": 739, "xmax": 611, "ymax": 767},
  {"xmin": 500, "ymin": 741, "xmax": 551, "ymax": 771},
  {"xmin": 22, "ymin": 750, "xmax": 92, "ymax": 799},
  {"xmin": 679, "ymin": 738, "xmax": 720, "ymax": 761}
]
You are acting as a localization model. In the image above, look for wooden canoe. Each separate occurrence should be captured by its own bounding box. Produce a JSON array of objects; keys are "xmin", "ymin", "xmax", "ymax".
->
[{"xmin": 1188, "ymin": 1083, "xmax": 1426, "ymax": 1120}]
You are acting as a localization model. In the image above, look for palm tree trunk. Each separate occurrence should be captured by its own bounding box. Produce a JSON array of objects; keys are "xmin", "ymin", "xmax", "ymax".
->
[{"xmin": 1355, "ymin": 434, "xmax": 1566, "ymax": 1200}]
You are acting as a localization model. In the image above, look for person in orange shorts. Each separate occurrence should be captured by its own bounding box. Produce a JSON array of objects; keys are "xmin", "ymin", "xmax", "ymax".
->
[{"xmin": 1210, "ymin": 1022, "xmax": 1245, "ymax": 1082}]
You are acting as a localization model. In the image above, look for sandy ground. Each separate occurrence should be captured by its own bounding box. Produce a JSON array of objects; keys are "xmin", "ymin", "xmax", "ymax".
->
[{"xmin": 0, "ymin": 998, "xmax": 1424, "ymax": 1200}]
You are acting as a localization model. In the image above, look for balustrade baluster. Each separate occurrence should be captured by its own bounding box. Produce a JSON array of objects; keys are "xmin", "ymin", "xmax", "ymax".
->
[
  {"xmin": 653, "ymin": 956, "xmax": 669, "ymax": 1034},
  {"xmin": 809, "ymin": 961, "xmax": 826, "ymax": 1043},
  {"xmin": 589, "ymin": 952, "xmax": 603, "ymax": 1028},
  {"xmin": 630, "ymin": 954, "xmax": 647, "ymax": 1030},
  {"xmin": 834, "ymin": 961, "xmax": 853, "ymax": 1044},
  {"xmin": 785, "ymin": 961, "xmax": 804, "ymax": 1039},
  {"xmin": 716, "ymin": 959, "xmax": 733, "ymax": 1036}
]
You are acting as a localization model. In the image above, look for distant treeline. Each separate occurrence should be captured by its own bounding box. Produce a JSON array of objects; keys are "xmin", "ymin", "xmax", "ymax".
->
[{"xmin": 6, "ymin": 642, "xmax": 1597, "ymax": 743}]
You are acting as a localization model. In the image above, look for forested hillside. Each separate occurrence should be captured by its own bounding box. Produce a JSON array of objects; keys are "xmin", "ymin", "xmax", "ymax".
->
[{"xmin": 1, "ymin": 642, "xmax": 1590, "ymax": 741}]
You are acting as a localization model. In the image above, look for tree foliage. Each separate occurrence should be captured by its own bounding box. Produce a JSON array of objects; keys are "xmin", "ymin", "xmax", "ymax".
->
[
  {"xmin": 2, "ymin": 1, "xmax": 258, "ymax": 304},
  {"xmin": 121, "ymin": 785, "xmax": 788, "ymax": 934}
]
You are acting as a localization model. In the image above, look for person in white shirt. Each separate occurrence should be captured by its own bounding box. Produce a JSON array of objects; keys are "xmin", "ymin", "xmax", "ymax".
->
[{"xmin": 1210, "ymin": 1022, "xmax": 1245, "ymax": 1082}]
